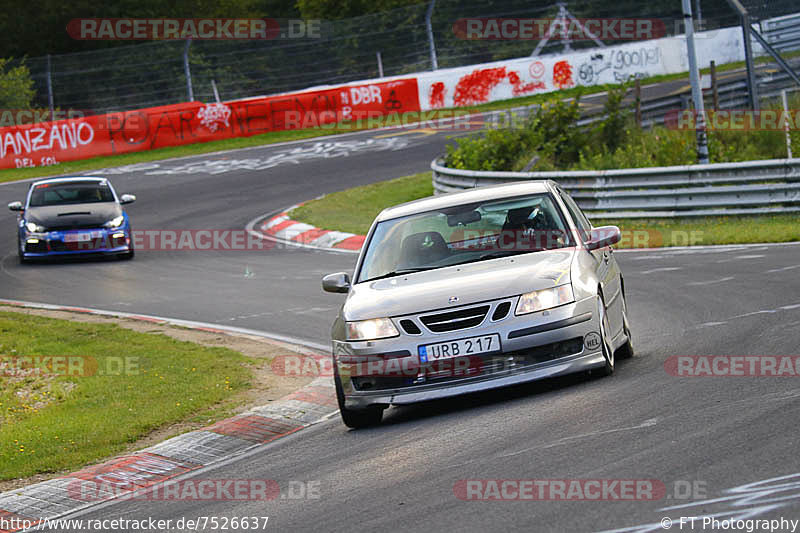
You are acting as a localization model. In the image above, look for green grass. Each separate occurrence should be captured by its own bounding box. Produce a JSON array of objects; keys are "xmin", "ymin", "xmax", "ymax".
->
[
  {"xmin": 593, "ymin": 216, "xmax": 800, "ymax": 247},
  {"xmin": 291, "ymin": 172, "xmax": 434, "ymax": 235},
  {"xmin": 289, "ymin": 171, "xmax": 800, "ymax": 246},
  {"xmin": 0, "ymin": 311, "xmax": 253, "ymax": 480},
  {"xmin": 4, "ymin": 50, "xmax": 792, "ymax": 185}
]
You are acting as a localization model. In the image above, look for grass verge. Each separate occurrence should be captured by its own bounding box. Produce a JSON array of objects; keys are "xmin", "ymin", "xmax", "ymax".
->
[
  {"xmin": 291, "ymin": 172, "xmax": 434, "ymax": 235},
  {"xmin": 289, "ymin": 171, "xmax": 800, "ymax": 246},
  {"xmin": 0, "ymin": 310, "xmax": 254, "ymax": 480}
]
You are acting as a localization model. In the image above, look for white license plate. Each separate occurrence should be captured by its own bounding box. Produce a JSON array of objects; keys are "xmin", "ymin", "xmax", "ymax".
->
[
  {"xmin": 64, "ymin": 231, "xmax": 103, "ymax": 242},
  {"xmin": 64, "ymin": 233, "xmax": 91, "ymax": 242},
  {"xmin": 418, "ymin": 334, "xmax": 500, "ymax": 363}
]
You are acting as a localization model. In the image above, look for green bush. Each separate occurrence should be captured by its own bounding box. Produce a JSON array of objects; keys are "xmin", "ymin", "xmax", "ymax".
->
[
  {"xmin": 575, "ymin": 127, "xmax": 696, "ymax": 169},
  {"xmin": 444, "ymin": 115, "xmax": 539, "ymax": 171},
  {"xmin": 0, "ymin": 58, "xmax": 35, "ymax": 110},
  {"xmin": 445, "ymin": 96, "xmax": 584, "ymax": 171},
  {"xmin": 445, "ymin": 85, "xmax": 800, "ymax": 172}
]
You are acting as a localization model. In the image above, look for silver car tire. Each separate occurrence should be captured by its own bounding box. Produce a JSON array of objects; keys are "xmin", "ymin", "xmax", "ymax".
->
[
  {"xmin": 334, "ymin": 367, "xmax": 384, "ymax": 429},
  {"xmin": 597, "ymin": 292, "xmax": 614, "ymax": 376},
  {"xmin": 616, "ymin": 293, "xmax": 635, "ymax": 360}
]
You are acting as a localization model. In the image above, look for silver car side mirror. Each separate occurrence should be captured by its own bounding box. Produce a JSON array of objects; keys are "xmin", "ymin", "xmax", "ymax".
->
[
  {"xmin": 119, "ymin": 194, "xmax": 136, "ymax": 205},
  {"xmin": 8, "ymin": 201, "xmax": 23, "ymax": 212},
  {"xmin": 585, "ymin": 226, "xmax": 621, "ymax": 251},
  {"xmin": 322, "ymin": 272, "xmax": 351, "ymax": 293}
]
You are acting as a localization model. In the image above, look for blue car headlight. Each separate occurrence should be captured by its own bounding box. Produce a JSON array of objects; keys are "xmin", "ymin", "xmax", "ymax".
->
[
  {"xmin": 25, "ymin": 221, "xmax": 47, "ymax": 233},
  {"xmin": 103, "ymin": 215, "xmax": 125, "ymax": 229}
]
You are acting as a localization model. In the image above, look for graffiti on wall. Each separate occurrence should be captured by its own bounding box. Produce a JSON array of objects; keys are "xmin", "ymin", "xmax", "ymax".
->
[
  {"xmin": 416, "ymin": 26, "xmax": 745, "ymax": 111},
  {"xmin": 428, "ymin": 66, "xmax": 546, "ymax": 108},
  {"xmin": 577, "ymin": 47, "xmax": 660, "ymax": 85}
]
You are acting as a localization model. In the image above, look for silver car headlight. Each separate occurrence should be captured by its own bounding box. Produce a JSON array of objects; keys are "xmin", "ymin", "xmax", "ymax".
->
[
  {"xmin": 25, "ymin": 221, "xmax": 46, "ymax": 233},
  {"xmin": 103, "ymin": 215, "xmax": 125, "ymax": 229},
  {"xmin": 346, "ymin": 318, "xmax": 400, "ymax": 341},
  {"xmin": 516, "ymin": 284, "xmax": 574, "ymax": 315}
]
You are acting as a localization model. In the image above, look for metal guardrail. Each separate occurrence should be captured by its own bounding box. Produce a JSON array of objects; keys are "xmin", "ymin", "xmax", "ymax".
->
[
  {"xmin": 431, "ymin": 157, "xmax": 800, "ymax": 218},
  {"xmin": 761, "ymin": 12, "xmax": 800, "ymax": 53},
  {"xmin": 430, "ymin": 57, "xmax": 800, "ymax": 219}
]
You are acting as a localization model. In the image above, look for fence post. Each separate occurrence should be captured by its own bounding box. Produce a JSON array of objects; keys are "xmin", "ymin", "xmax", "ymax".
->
[
  {"xmin": 211, "ymin": 79, "xmax": 221, "ymax": 103},
  {"xmin": 783, "ymin": 89, "xmax": 793, "ymax": 158},
  {"xmin": 695, "ymin": 0, "xmax": 703, "ymax": 30},
  {"xmin": 183, "ymin": 38, "xmax": 194, "ymax": 102},
  {"xmin": 376, "ymin": 51, "xmax": 384, "ymax": 78},
  {"xmin": 425, "ymin": 0, "xmax": 438, "ymax": 70},
  {"xmin": 741, "ymin": 13, "xmax": 759, "ymax": 110},
  {"xmin": 46, "ymin": 54, "xmax": 55, "ymax": 122},
  {"xmin": 682, "ymin": 0, "xmax": 709, "ymax": 164},
  {"xmin": 710, "ymin": 60, "xmax": 719, "ymax": 110}
]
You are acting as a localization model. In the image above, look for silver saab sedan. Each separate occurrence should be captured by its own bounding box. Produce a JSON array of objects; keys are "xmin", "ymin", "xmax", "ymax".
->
[{"xmin": 322, "ymin": 180, "xmax": 633, "ymax": 428}]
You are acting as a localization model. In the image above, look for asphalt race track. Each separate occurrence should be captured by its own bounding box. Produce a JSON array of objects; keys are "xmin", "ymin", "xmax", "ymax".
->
[
  {"xmin": 0, "ymin": 129, "xmax": 448, "ymax": 347},
  {"xmin": 2, "ymin": 86, "xmax": 800, "ymax": 531}
]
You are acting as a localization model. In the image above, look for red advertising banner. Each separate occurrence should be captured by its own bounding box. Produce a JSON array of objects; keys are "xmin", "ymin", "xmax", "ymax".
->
[{"xmin": 0, "ymin": 78, "xmax": 420, "ymax": 170}]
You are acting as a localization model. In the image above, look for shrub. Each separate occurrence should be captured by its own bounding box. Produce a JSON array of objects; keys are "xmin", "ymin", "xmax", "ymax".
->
[{"xmin": 445, "ymin": 86, "xmax": 799, "ymax": 172}]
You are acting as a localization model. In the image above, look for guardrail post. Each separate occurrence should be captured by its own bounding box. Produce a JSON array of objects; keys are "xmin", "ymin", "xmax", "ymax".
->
[{"xmin": 634, "ymin": 78, "xmax": 642, "ymax": 127}]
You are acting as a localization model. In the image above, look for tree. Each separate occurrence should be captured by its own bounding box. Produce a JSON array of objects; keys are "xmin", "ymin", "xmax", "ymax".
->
[{"xmin": 0, "ymin": 58, "xmax": 36, "ymax": 110}]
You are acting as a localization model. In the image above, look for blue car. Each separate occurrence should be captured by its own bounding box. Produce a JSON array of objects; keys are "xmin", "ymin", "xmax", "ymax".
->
[{"xmin": 8, "ymin": 177, "xmax": 136, "ymax": 263}]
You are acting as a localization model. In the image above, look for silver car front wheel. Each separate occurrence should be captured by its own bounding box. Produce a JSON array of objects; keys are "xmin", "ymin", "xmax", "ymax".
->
[
  {"xmin": 596, "ymin": 292, "xmax": 614, "ymax": 376},
  {"xmin": 616, "ymin": 293, "xmax": 634, "ymax": 360}
]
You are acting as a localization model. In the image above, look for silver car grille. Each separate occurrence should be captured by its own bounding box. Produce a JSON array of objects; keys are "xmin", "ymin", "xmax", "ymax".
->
[{"xmin": 419, "ymin": 305, "xmax": 490, "ymax": 333}]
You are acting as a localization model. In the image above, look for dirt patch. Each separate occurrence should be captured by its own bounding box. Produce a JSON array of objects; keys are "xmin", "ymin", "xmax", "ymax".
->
[{"xmin": 0, "ymin": 305, "xmax": 324, "ymax": 492}]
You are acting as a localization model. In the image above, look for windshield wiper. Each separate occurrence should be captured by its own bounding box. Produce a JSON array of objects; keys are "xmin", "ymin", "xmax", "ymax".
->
[
  {"xmin": 479, "ymin": 250, "xmax": 537, "ymax": 260},
  {"xmin": 364, "ymin": 267, "xmax": 436, "ymax": 282},
  {"xmin": 450, "ymin": 250, "xmax": 538, "ymax": 267}
]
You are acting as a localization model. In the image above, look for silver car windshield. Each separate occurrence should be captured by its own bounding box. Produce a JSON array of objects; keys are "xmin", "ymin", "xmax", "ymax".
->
[{"xmin": 357, "ymin": 193, "xmax": 572, "ymax": 283}]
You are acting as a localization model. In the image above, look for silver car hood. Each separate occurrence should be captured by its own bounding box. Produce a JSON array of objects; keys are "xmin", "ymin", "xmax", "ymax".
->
[{"xmin": 344, "ymin": 248, "xmax": 576, "ymax": 321}]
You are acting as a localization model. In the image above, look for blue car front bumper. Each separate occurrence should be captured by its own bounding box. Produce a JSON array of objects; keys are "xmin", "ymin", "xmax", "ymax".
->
[{"xmin": 20, "ymin": 226, "xmax": 132, "ymax": 258}]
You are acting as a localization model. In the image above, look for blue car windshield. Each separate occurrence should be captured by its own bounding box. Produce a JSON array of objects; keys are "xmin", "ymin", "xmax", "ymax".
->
[{"xmin": 29, "ymin": 182, "xmax": 115, "ymax": 207}]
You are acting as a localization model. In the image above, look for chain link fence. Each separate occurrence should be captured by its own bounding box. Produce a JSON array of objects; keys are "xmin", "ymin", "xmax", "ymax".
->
[{"xmin": 11, "ymin": 0, "xmax": 799, "ymax": 116}]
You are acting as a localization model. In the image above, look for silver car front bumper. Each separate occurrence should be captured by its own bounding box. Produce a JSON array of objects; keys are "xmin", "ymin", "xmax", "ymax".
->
[{"xmin": 333, "ymin": 295, "xmax": 605, "ymax": 409}]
